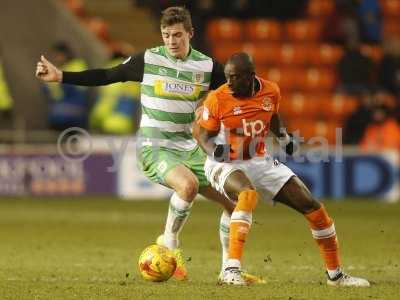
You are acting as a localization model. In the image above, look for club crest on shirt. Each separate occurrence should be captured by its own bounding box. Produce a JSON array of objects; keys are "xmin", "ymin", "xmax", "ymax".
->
[
  {"xmin": 262, "ymin": 97, "xmax": 274, "ymax": 111},
  {"xmin": 192, "ymin": 72, "xmax": 204, "ymax": 83}
]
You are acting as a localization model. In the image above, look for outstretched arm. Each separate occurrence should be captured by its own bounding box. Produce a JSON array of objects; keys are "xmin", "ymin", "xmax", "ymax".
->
[{"xmin": 35, "ymin": 52, "xmax": 144, "ymax": 86}]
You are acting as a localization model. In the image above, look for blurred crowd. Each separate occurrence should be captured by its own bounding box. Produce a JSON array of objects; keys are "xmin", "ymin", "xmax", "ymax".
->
[{"xmin": 41, "ymin": 42, "xmax": 141, "ymax": 135}]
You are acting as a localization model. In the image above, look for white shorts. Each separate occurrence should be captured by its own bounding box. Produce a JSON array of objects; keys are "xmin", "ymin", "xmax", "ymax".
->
[{"xmin": 204, "ymin": 156, "xmax": 295, "ymax": 203}]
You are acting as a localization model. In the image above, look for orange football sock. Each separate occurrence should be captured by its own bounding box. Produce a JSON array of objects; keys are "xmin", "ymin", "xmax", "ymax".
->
[
  {"xmin": 304, "ymin": 204, "xmax": 340, "ymax": 271},
  {"xmin": 228, "ymin": 190, "xmax": 258, "ymax": 261}
]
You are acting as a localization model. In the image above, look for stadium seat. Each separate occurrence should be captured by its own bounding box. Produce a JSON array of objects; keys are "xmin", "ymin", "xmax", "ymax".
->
[
  {"xmin": 383, "ymin": 19, "xmax": 400, "ymax": 37},
  {"xmin": 279, "ymin": 92, "xmax": 321, "ymax": 119},
  {"xmin": 206, "ymin": 19, "xmax": 243, "ymax": 43},
  {"xmin": 287, "ymin": 119, "xmax": 339, "ymax": 144},
  {"xmin": 307, "ymin": 0, "xmax": 334, "ymax": 18},
  {"xmin": 308, "ymin": 44, "xmax": 344, "ymax": 66},
  {"xmin": 360, "ymin": 44, "xmax": 383, "ymax": 63},
  {"xmin": 212, "ymin": 43, "xmax": 280, "ymax": 65},
  {"xmin": 259, "ymin": 67, "xmax": 302, "ymax": 91},
  {"xmin": 211, "ymin": 42, "xmax": 245, "ymax": 63},
  {"xmin": 298, "ymin": 68, "xmax": 336, "ymax": 92},
  {"xmin": 278, "ymin": 44, "xmax": 311, "ymax": 66},
  {"xmin": 245, "ymin": 19, "xmax": 282, "ymax": 42},
  {"xmin": 285, "ymin": 20, "xmax": 323, "ymax": 42},
  {"xmin": 320, "ymin": 94, "xmax": 359, "ymax": 121},
  {"xmin": 242, "ymin": 43, "xmax": 281, "ymax": 65},
  {"xmin": 380, "ymin": 0, "xmax": 400, "ymax": 17}
]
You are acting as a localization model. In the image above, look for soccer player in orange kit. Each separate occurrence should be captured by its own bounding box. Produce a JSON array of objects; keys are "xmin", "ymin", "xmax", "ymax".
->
[{"xmin": 195, "ymin": 52, "xmax": 370, "ymax": 287}]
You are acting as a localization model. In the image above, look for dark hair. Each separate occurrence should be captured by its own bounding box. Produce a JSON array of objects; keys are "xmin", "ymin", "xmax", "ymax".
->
[
  {"xmin": 160, "ymin": 6, "xmax": 192, "ymax": 32},
  {"xmin": 227, "ymin": 52, "xmax": 255, "ymax": 74}
]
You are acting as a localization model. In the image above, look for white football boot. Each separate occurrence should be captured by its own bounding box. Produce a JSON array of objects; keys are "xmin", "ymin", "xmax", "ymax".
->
[
  {"xmin": 327, "ymin": 272, "xmax": 370, "ymax": 287},
  {"xmin": 219, "ymin": 267, "xmax": 247, "ymax": 285}
]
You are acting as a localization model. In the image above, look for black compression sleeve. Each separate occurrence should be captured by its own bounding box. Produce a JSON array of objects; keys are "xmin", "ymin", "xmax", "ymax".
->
[{"xmin": 62, "ymin": 52, "xmax": 145, "ymax": 86}]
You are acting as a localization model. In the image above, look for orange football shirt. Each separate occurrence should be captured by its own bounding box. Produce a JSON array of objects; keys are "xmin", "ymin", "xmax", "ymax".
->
[{"xmin": 199, "ymin": 77, "xmax": 281, "ymax": 160}]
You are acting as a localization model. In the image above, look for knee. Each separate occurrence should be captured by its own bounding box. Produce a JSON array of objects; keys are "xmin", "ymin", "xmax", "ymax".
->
[{"xmin": 176, "ymin": 178, "xmax": 199, "ymax": 202}]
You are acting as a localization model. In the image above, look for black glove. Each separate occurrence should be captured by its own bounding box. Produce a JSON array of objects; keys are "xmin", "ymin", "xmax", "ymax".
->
[
  {"xmin": 212, "ymin": 144, "xmax": 231, "ymax": 162},
  {"xmin": 284, "ymin": 133, "xmax": 298, "ymax": 156},
  {"xmin": 278, "ymin": 133, "xmax": 298, "ymax": 156}
]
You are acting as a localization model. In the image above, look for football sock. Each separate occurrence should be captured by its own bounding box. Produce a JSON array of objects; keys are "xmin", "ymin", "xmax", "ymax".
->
[
  {"xmin": 219, "ymin": 210, "xmax": 231, "ymax": 270},
  {"xmin": 163, "ymin": 192, "xmax": 193, "ymax": 249},
  {"xmin": 304, "ymin": 204, "xmax": 340, "ymax": 272},
  {"xmin": 228, "ymin": 190, "xmax": 258, "ymax": 265}
]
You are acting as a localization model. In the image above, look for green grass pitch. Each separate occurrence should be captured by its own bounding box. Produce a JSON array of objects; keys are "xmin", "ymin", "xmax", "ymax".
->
[{"xmin": 0, "ymin": 197, "xmax": 399, "ymax": 300}]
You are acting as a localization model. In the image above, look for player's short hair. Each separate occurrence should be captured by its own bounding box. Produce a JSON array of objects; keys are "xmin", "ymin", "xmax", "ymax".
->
[
  {"xmin": 227, "ymin": 52, "xmax": 255, "ymax": 74},
  {"xmin": 160, "ymin": 6, "xmax": 193, "ymax": 32}
]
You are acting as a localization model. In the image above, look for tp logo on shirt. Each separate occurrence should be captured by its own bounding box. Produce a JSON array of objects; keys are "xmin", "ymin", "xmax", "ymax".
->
[{"xmin": 242, "ymin": 119, "xmax": 267, "ymax": 137}]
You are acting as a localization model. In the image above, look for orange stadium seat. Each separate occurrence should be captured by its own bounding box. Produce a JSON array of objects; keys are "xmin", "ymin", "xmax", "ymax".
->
[
  {"xmin": 206, "ymin": 19, "xmax": 243, "ymax": 43},
  {"xmin": 380, "ymin": 0, "xmax": 400, "ymax": 17},
  {"xmin": 308, "ymin": 44, "xmax": 344, "ymax": 66},
  {"xmin": 320, "ymin": 94, "xmax": 359, "ymax": 121},
  {"xmin": 287, "ymin": 119, "xmax": 340, "ymax": 144},
  {"xmin": 298, "ymin": 68, "xmax": 336, "ymax": 92},
  {"xmin": 279, "ymin": 92, "xmax": 321, "ymax": 119},
  {"xmin": 242, "ymin": 43, "xmax": 281, "ymax": 65},
  {"xmin": 245, "ymin": 19, "xmax": 282, "ymax": 42},
  {"xmin": 278, "ymin": 44, "xmax": 311, "ymax": 66},
  {"xmin": 212, "ymin": 42, "xmax": 244, "ymax": 63},
  {"xmin": 213, "ymin": 43, "xmax": 280, "ymax": 65},
  {"xmin": 360, "ymin": 44, "xmax": 383, "ymax": 63},
  {"xmin": 307, "ymin": 0, "xmax": 335, "ymax": 18},
  {"xmin": 383, "ymin": 19, "xmax": 400, "ymax": 37},
  {"xmin": 258, "ymin": 67, "xmax": 302, "ymax": 91},
  {"xmin": 285, "ymin": 20, "xmax": 323, "ymax": 42},
  {"xmin": 314, "ymin": 120, "xmax": 341, "ymax": 144}
]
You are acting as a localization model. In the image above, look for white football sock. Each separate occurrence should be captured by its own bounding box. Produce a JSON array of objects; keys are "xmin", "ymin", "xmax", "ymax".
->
[
  {"xmin": 163, "ymin": 192, "xmax": 193, "ymax": 249},
  {"xmin": 225, "ymin": 258, "xmax": 241, "ymax": 270},
  {"xmin": 219, "ymin": 210, "xmax": 230, "ymax": 271}
]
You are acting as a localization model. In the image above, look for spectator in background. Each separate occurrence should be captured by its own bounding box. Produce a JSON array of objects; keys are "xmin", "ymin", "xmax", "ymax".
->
[
  {"xmin": 322, "ymin": 0, "xmax": 359, "ymax": 45},
  {"xmin": 246, "ymin": 0, "xmax": 307, "ymax": 19},
  {"xmin": 343, "ymin": 91, "xmax": 373, "ymax": 144},
  {"xmin": 357, "ymin": 0, "xmax": 382, "ymax": 44},
  {"xmin": 337, "ymin": 36, "xmax": 375, "ymax": 94},
  {"xmin": 360, "ymin": 104, "xmax": 400, "ymax": 151},
  {"xmin": 378, "ymin": 36, "xmax": 400, "ymax": 97},
  {"xmin": 0, "ymin": 57, "xmax": 13, "ymax": 119},
  {"xmin": 89, "ymin": 45, "xmax": 141, "ymax": 135},
  {"xmin": 43, "ymin": 42, "xmax": 90, "ymax": 130}
]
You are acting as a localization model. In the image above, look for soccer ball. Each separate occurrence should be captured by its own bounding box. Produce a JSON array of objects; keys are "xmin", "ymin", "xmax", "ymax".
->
[{"xmin": 138, "ymin": 244, "xmax": 177, "ymax": 282}]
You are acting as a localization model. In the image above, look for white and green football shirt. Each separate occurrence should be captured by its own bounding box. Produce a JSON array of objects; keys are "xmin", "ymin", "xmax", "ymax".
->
[{"xmin": 63, "ymin": 45, "xmax": 226, "ymax": 151}]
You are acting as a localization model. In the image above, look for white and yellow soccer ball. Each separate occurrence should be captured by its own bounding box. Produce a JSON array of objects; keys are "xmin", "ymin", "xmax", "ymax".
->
[{"xmin": 138, "ymin": 244, "xmax": 177, "ymax": 282}]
